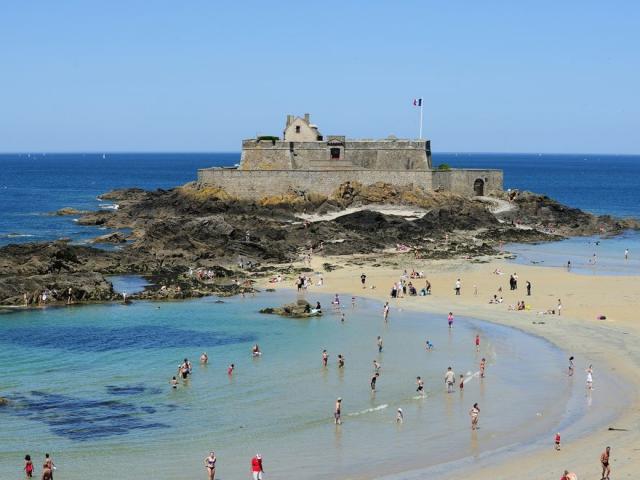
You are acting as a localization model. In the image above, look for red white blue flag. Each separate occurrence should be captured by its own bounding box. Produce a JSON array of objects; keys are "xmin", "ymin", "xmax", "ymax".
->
[{"xmin": 413, "ymin": 98, "xmax": 422, "ymax": 106}]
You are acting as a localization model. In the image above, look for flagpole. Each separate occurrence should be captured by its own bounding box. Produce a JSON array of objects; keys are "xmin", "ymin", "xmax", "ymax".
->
[{"xmin": 419, "ymin": 99, "xmax": 423, "ymax": 139}]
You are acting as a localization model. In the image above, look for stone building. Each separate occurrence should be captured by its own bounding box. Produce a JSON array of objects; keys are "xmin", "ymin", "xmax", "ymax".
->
[{"xmin": 198, "ymin": 114, "xmax": 502, "ymax": 199}]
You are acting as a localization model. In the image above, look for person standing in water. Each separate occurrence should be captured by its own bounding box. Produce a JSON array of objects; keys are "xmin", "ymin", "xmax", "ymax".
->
[
  {"xmin": 416, "ymin": 376, "xmax": 425, "ymax": 397},
  {"xmin": 447, "ymin": 312, "xmax": 454, "ymax": 329},
  {"xmin": 322, "ymin": 350, "xmax": 329, "ymax": 367},
  {"xmin": 24, "ymin": 454, "xmax": 33, "ymax": 478},
  {"xmin": 555, "ymin": 432, "xmax": 561, "ymax": 451},
  {"xmin": 383, "ymin": 302, "xmax": 390, "ymax": 322},
  {"xmin": 170, "ymin": 376, "xmax": 178, "ymax": 389},
  {"xmin": 480, "ymin": 358, "xmax": 486, "ymax": 378},
  {"xmin": 370, "ymin": 372, "xmax": 379, "ymax": 392},
  {"xmin": 334, "ymin": 398, "xmax": 342, "ymax": 424},
  {"xmin": 459, "ymin": 374, "xmax": 465, "ymax": 391},
  {"xmin": 228, "ymin": 363, "xmax": 235, "ymax": 376},
  {"xmin": 445, "ymin": 367, "xmax": 456, "ymax": 393},
  {"xmin": 475, "ymin": 334, "xmax": 480, "ymax": 352},
  {"xmin": 625, "ymin": 248, "xmax": 629, "ymax": 260},
  {"xmin": 43, "ymin": 454, "xmax": 54, "ymax": 478},
  {"xmin": 377, "ymin": 336, "xmax": 383, "ymax": 353},
  {"xmin": 204, "ymin": 451, "xmax": 217, "ymax": 480},
  {"xmin": 396, "ymin": 408, "xmax": 404, "ymax": 423},
  {"xmin": 373, "ymin": 360, "xmax": 381, "ymax": 373},
  {"xmin": 469, "ymin": 403, "xmax": 480, "ymax": 430},
  {"xmin": 568, "ymin": 356, "xmax": 575, "ymax": 376},
  {"xmin": 586, "ymin": 364, "xmax": 593, "ymax": 390},
  {"xmin": 338, "ymin": 355, "xmax": 345, "ymax": 368},
  {"xmin": 200, "ymin": 352, "xmax": 208, "ymax": 364}
]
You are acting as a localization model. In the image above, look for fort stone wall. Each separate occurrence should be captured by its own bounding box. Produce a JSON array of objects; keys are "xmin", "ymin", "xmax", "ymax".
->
[
  {"xmin": 197, "ymin": 169, "xmax": 435, "ymax": 200},
  {"xmin": 432, "ymin": 169, "xmax": 503, "ymax": 196}
]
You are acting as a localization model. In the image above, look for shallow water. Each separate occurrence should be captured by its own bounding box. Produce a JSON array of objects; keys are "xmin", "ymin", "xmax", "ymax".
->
[
  {"xmin": 506, "ymin": 230, "xmax": 640, "ymax": 276},
  {"xmin": 0, "ymin": 291, "xmax": 582, "ymax": 479}
]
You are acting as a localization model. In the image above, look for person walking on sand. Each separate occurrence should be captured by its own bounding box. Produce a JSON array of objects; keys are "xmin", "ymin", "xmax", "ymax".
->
[
  {"xmin": 560, "ymin": 470, "xmax": 571, "ymax": 480},
  {"xmin": 416, "ymin": 376, "xmax": 425, "ymax": 397},
  {"xmin": 455, "ymin": 279, "xmax": 461, "ymax": 295},
  {"xmin": 445, "ymin": 367, "xmax": 456, "ymax": 393},
  {"xmin": 360, "ymin": 273, "xmax": 367, "ymax": 289},
  {"xmin": 557, "ymin": 299, "xmax": 562, "ymax": 316},
  {"xmin": 448, "ymin": 312, "xmax": 454, "ymax": 329},
  {"xmin": 377, "ymin": 336, "xmax": 383, "ymax": 353},
  {"xmin": 334, "ymin": 398, "xmax": 342, "ymax": 424},
  {"xmin": 480, "ymin": 358, "xmax": 486, "ymax": 378},
  {"xmin": 600, "ymin": 446, "xmax": 611, "ymax": 480},
  {"xmin": 204, "ymin": 451, "xmax": 217, "ymax": 480},
  {"xmin": 526, "ymin": 280, "xmax": 531, "ymax": 296},
  {"xmin": 469, "ymin": 403, "xmax": 480, "ymax": 430},
  {"xmin": 475, "ymin": 334, "xmax": 480, "ymax": 352},
  {"xmin": 322, "ymin": 349, "xmax": 329, "ymax": 367},
  {"xmin": 555, "ymin": 432, "xmax": 561, "ymax": 451},
  {"xmin": 251, "ymin": 454, "xmax": 264, "ymax": 480}
]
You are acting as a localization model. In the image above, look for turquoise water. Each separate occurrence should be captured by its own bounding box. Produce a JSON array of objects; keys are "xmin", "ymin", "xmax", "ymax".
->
[
  {"xmin": 0, "ymin": 291, "xmax": 576, "ymax": 479},
  {"xmin": 506, "ymin": 230, "xmax": 640, "ymax": 275}
]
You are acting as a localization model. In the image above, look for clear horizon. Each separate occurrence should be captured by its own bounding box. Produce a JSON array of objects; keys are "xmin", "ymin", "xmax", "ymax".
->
[{"xmin": 1, "ymin": 1, "xmax": 638, "ymax": 154}]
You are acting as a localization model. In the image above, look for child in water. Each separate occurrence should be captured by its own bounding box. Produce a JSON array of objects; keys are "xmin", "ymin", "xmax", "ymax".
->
[
  {"xmin": 459, "ymin": 374, "xmax": 465, "ymax": 390},
  {"xmin": 171, "ymin": 376, "xmax": 178, "ymax": 388},
  {"xmin": 24, "ymin": 455, "xmax": 33, "ymax": 478}
]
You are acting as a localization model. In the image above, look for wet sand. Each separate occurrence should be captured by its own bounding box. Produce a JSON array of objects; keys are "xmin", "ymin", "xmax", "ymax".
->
[{"xmin": 261, "ymin": 253, "xmax": 640, "ymax": 479}]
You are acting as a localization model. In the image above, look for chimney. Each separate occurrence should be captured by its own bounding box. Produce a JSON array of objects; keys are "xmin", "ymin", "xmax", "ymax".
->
[
  {"xmin": 286, "ymin": 115, "xmax": 294, "ymax": 127},
  {"xmin": 304, "ymin": 113, "xmax": 310, "ymax": 124}
]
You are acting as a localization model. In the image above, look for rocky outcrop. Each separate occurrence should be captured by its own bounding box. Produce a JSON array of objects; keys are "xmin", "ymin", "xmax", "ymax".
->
[
  {"xmin": 260, "ymin": 299, "xmax": 320, "ymax": 318},
  {"xmin": 52, "ymin": 207, "xmax": 88, "ymax": 216},
  {"xmin": 1, "ymin": 182, "xmax": 637, "ymax": 306}
]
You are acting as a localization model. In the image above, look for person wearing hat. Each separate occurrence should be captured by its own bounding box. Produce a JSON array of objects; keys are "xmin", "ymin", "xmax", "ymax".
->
[
  {"xmin": 251, "ymin": 454, "xmax": 264, "ymax": 480},
  {"xmin": 334, "ymin": 398, "xmax": 342, "ymax": 424}
]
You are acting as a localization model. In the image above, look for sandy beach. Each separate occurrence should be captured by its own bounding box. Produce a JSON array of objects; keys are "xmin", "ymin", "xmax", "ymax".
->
[{"xmin": 261, "ymin": 253, "xmax": 640, "ymax": 479}]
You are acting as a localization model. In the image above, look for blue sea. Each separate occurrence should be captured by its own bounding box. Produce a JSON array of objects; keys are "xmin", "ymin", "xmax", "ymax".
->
[{"xmin": 1, "ymin": 152, "xmax": 639, "ymax": 270}]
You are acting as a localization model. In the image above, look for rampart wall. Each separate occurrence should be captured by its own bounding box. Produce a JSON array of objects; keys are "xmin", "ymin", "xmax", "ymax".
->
[{"xmin": 197, "ymin": 168, "xmax": 503, "ymax": 200}]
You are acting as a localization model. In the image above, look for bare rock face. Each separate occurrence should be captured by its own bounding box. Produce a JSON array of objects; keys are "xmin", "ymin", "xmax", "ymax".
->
[{"xmin": 260, "ymin": 299, "xmax": 320, "ymax": 318}]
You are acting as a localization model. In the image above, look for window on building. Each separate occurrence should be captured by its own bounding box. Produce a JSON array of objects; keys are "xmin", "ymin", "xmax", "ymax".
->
[
  {"xmin": 330, "ymin": 147, "xmax": 341, "ymax": 160},
  {"xmin": 295, "ymin": 126, "xmax": 301, "ymax": 133}
]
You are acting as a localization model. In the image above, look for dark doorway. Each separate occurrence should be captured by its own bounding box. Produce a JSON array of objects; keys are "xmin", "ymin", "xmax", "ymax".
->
[
  {"xmin": 473, "ymin": 178, "xmax": 485, "ymax": 196},
  {"xmin": 330, "ymin": 147, "xmax": 341, "ymax": 160}
]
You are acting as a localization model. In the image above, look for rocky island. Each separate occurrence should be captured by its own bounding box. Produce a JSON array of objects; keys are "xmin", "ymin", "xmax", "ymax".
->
[{"xmin": 0, "ymin": 179, "xmax": 636, "ymax": 307}]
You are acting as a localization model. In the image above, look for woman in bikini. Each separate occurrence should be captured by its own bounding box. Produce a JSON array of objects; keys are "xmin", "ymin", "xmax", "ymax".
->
[{"xmin": 204, "ymin": 451, "xmax": 217, "ymax": 480}]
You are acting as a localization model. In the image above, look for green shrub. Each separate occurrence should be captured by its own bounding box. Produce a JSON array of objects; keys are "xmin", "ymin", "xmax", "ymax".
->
[{"xmin": 436, "ymin": 163, "xmax": 451, "ymax": 171}]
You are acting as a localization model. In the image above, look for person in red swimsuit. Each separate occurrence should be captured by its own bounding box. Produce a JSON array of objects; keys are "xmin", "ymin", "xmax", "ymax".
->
[{"xmin": 251, "ymin": 454, "xmax": 264, "ymax": 480}]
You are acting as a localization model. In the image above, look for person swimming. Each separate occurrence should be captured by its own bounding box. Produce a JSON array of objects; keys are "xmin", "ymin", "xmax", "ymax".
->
[
  {"xmin": 252, "ymin": 344, "xmax": 262, "ymax": 356},
  {"xmin": 200, "ymin": 352, "xmax": 208, "ymax": 364}
]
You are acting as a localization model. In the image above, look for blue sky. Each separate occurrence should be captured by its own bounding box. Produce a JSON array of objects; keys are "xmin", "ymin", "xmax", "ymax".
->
[{"xmin": 0, "ymin": 1, "xmax": 638, "ymax": 153}]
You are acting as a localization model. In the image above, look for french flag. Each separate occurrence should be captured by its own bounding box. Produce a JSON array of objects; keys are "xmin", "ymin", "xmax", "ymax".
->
[{"xmin": 413, "ymin": 98, "xmax": 422, "ymax": 106}]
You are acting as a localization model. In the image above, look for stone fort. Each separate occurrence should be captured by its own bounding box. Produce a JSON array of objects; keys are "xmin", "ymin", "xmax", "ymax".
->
[{"xmin": 198, "ymin": 114, "xmax": 502, "ymax": 199}]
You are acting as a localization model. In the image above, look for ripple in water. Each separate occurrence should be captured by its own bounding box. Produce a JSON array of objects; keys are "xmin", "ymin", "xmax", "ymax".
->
[{"xmin": 0, "ymin": 325, "xmax": 256, "ymax": 352}]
